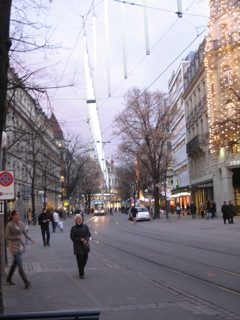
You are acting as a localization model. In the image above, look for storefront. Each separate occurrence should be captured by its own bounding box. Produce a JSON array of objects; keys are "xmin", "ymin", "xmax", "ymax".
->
[{"xmin": 171, "ymin": 187, "xmax": 191, "ymax": 214}]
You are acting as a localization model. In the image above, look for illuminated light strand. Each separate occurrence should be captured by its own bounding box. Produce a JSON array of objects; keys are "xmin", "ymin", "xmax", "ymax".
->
[{"xmin": 205, "ymin": 0, "xmax": 240, "ymax": 152}]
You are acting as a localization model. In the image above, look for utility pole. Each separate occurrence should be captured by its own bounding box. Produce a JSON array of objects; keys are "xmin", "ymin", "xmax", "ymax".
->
[{"xmin": 0, "ymin": 0, "xmax": 13, "ymax": 313}]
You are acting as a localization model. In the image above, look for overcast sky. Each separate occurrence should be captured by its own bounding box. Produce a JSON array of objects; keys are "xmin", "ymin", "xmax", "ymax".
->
[{"xmin": 30, "ymin": 0, "xmax": 210, "ymax": 159}]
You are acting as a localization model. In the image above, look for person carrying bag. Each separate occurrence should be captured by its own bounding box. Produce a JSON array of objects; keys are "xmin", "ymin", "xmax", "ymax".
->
[{"xmin": 70, "ymin": 214, "xmax": 91, "ymax": 279}]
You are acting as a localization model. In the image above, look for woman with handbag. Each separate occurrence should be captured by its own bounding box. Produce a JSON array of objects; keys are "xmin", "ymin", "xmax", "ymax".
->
[
  {"xmin": 5, "ymin": 210, "xmax": 36, "ymax": 289},
  {"xmin": 70, "ymin": 214, "xmax": 91, "ymax": 279}
]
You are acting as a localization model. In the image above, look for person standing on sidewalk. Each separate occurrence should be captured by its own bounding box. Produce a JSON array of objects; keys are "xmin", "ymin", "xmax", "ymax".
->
[
  {"xmin": 221, "ymin": 201, "xmax": 231, "ymax": 224},
  {"xmin": 190, "ymin": 201, "xmax": 197, "ymax": 218},
  {"xmin": 199, "ymin": 202, "xmax": 205, "ymax": 218},
  {"xmin": 53, "ymin": 209, "xmax": 63, "ymax": 232},
  {"xmin": 70, "ymin": 214, "xmax": 91, "ymax": 279},
  {"xmin": 38, "ymin": 208, "xmax": 51, "ymax": 246},
  {"xmin": 131, "ymin": 205, "xmax": 138, "ymax": 224},
  {"xmin": 5, "ymin": 210, "xmax": 36, "ymax": 289},
  {"xmin": 229, "ymin": 201, "xmax": 235, "ymax": 224},
  {"xmin": 176, "ymin": 202, "xmax": 181, "ymax": 219}
]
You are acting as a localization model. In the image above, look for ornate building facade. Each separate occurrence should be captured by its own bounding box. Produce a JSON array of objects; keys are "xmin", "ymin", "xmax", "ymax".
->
[
  {"xmin": 4, "ymin": 70, "xmax": 61, "ymax": 219},
  {"xmin": 205, "ymin": 0, "xmax": 240, "ymax": 214}
]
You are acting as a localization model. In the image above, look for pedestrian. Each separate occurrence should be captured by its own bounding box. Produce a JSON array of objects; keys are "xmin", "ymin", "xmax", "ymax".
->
[
  {"xmin": 221, "ymin": 201, "xmax": 231, "ymax": 224},
  {"xmin": 186, "ymin": 203, "xmax": 190, "ymax": 215},
  {"xmin": 176, "ymin": 202, "xmax": 181, "ymax": 219},
  {"xmin": 131, "ymin": 205, "xmax": 138, "ymax": 224},
  {"xmin": 110, "ymin": 207, "xmax": 113, "ymax": 216},
  {"xmin": 70, "ymin": 214, "xmax": 91, "ymax": 279},
  {"xmin": 53, "ymin": 209, "xmax": 63, "ymax": 232},
  {"xmin": 209, "ymin": 200, "xmax": 216, "ymax": 218},
  {"xmin": 5, "ymin": 210, "xmax": 36, "ymax": 289},
  {"xmin": 38, "ymin": 208, "xmax": 51, "ymax": 246},
  {"xmin": 228, "ymin": 201, "xmax": 235, "ymax": 224},
  {"xmin": 27, "ymin": 209, "xmax": 32, "ymax": 225},
  {"xmin": 189, "ymin": 201, "xmax": 196, "ymax": 218},
  {"xmin": 181, "ymin": 203, "xmax": 185, "ymax": 215},
  {"xmin": 169, "ymin": 203, "xmax": 174, "ymax": 214},
  {"xmin": 199, "ymin": 202, "xmax": 205, "ymax": 218}
]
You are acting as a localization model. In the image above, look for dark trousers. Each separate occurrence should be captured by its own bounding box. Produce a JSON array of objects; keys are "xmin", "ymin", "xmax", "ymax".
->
[
  {"xmin": 76, "ymin": 253, "xmax": 88, "ymax": 277},
  {"xmin": 41, "ymin": 226, "xmax": 50, "ymax": 245}
]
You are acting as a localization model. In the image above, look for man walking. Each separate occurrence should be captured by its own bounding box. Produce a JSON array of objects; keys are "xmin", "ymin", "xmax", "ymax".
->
[
  {"xmin": 38, "ymin": 208, "xmax": 51, "ymax": 246},
  {"xmin": 221, "ymin": 201, "xmax": 231, "ymax": 224},
  {"xmin": 190, "ymin": 201, "xmax": 197, "ymax": 218},
  {"xmin": 131, "ymin": 205, "xmax": 138, "ymax": 224}
]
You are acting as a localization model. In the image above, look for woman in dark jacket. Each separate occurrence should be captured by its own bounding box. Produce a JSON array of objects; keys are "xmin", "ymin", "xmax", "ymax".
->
[{"xmin": 70, "ymin": 214, "xmax": 91, "ymax": 279}]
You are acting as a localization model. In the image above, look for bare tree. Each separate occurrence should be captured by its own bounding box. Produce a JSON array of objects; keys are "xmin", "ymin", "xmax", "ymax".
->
[
  {"xmin": 0, "ymin": 1, "xmax": 59, "ymax": 312},
  {"xmin": 115, "ymin": 155, "xmax": 138, "ymax": 203},
  {"xmin": 115, "ymin": 87, "xmax": 175, "ymax": 219},
  {"xmin": 60, "ymin": 133, "xmax": 91, "ymax": 213},
  {"xmin": 79, "ymin": 158, "xmax": 103, "ymax": 213}
]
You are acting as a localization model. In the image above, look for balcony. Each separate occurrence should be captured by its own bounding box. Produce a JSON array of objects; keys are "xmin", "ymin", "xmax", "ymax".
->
[{"xmin": 186, "ymin": 133, "xmax": 209, "ymax": 156}]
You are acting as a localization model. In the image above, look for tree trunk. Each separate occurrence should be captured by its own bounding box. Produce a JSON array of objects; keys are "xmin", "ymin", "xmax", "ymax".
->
[
  {"xmin": 0, "ymin": 0, "xmax": 13, "ymax": 314},
  {"xmin": 153, "ymin": 186, "xmax": 160, "ymax": 219}
]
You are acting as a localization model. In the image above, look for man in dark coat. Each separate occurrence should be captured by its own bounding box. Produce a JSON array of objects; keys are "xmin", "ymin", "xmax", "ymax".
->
[
  {"xmin": 189, "ymin": 201, "xmax": 196, "ymax": 218},
  {"xmin": 70, "ymin": 214, "xmax": 91, "ymax": 279},
  {"xmin": 131, "ymin": 205, "xmax": 138, "ymax": 224},
  {"xmin": 38, "ymin": 208, "xmax": 51, "ymax": 246},
  {"xmin": 221, "ymin": 201, "xmax": 231, "ymax": 224}
]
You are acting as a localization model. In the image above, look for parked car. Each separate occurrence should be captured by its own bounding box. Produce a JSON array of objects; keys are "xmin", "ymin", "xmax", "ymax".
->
[{"xmin": 128, "ymin": 206, "xmax": 150, "ymax": 221}]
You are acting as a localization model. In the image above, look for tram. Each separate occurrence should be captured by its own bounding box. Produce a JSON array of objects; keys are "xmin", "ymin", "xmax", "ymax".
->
[{"xmin": 91, "ymin": 200, "xmax": 106, "ymax": 216}]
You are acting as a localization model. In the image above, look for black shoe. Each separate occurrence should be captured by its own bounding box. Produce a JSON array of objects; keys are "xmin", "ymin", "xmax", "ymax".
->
[
  {"xmin": 80, "ymin": 275, "xmax": 84, "ymax": 279},
  {"xmin": 25, "ymin": 281, "xmax": 31, "ymax": 289},
  {"xmin": 7, "ymin": 279, "xmax": 15, "ymax": 285},
  {"xmin": 47, "ymin": 244, "xmax": 50, "ymax": 246}
]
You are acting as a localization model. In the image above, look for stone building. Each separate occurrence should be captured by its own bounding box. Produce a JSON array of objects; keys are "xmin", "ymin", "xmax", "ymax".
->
[
  {"xmin": 205, "ymin": 0, "xmax": 240, "ymax": 214},
  {"xmin": 4, "ymin": 70, "xmax": 61, "ymax": 219},
  {"xmin": 183, "ymin": 40, "xmax": 213, "ymax": 212},
  {"xmin": 168, "ymin": 53, "xmax": 193, "ymax": 208}
]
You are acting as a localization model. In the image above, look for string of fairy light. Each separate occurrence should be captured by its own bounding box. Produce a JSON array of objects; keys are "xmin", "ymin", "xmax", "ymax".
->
[{"xmin": 205, "ymin": 0, "xmax": 240, "ymax": 153}]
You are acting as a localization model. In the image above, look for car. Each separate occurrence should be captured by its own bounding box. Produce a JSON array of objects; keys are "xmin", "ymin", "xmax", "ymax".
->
[{"xmin": 128, "ymin": 206, "xmax": 150, "ymax": 221}]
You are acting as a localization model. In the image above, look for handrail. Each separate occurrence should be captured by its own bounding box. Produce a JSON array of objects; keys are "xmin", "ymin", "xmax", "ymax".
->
[{"xmin": 0, "ymin": 310, "xmax": 101, "ymax": 320}]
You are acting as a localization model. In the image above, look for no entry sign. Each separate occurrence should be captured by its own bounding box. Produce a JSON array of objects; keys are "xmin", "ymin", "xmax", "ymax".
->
[{"xmin": 0, "ymin": 171, "xmax": 15, "ymax": 200}]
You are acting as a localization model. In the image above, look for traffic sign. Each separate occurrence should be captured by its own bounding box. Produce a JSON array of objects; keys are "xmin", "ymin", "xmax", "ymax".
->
[{"xmin": 0, "ymin": 171, "xmax": 15, "ymax": 200}]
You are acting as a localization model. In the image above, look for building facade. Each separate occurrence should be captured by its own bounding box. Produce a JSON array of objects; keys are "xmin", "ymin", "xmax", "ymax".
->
[
  {"xmin": 168, "ymin": 54, "xmax": 193, "ymax": 208},
  {"xmin": 4, "ymin": 70, "xmax": 61, "ymax": 219},
  {"xmin": 205, "ymin": 0, "xmax": 240, "ymax": 214},
  {"xmin": 182, "ymin": 40, "xmax": 214, "ymax": 212}
]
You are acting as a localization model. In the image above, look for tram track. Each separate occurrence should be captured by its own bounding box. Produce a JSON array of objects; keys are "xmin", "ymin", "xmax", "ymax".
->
[
  {"xmin": 102, "ymin": 217, "xmax": 240, "ymax": 259},
  {"xmin": 92, "ymin": 236, "xmax": 240, "ymax": 296},
  {"xmin": 88, "ymin": 217, "xmax": 240, "ymax": 296}
]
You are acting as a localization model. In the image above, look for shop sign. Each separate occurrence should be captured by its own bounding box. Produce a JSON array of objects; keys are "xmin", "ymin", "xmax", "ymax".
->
[{"xmin": 225, "ymin": 159, "xmax": 240, "ymax": 168}]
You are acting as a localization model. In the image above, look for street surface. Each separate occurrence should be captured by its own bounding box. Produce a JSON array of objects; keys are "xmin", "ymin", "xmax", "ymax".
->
[{"xmin": 2, "ymin": 213, "xmax": 240, "ymax": 320}]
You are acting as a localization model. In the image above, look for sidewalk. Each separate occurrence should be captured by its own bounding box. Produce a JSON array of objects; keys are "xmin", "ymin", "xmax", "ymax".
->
[{"xmin": 2, "ymin": 214, "xmax": 240, "ymax": 320}]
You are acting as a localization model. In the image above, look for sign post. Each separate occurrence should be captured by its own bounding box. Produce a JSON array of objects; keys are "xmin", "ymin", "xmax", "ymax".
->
[
  {"xmin": 0, "ymin": 201, "xmax": 4, "ymax": 215},
  {"xmin": 0, "ymin": 171, "xmax": 15, "ymax": 275}
]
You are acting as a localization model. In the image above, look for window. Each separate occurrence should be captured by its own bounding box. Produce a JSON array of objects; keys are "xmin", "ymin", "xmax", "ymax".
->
[{"xmin": 223, "ymin": 65, "xmax": 231, "ymax": 86}]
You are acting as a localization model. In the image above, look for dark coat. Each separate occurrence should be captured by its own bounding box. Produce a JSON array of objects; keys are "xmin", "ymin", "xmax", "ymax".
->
[
  {"xmin": 70, "ymin": 223, "xmax": 91, "ymax": 255},
  {"xmin": 189, "ymin": 202, "xmax": 196, "ymax": 214},
  {"xmin": 221, "ymin": 204, "xmax": 230, "ymax": 219},
  {"xmin": 38, "ymin": 212, "xmax": 52, "ymax": 229},
  {"xmin": 131, "ymin": 206, "xmax": 138, "ymax": 218}
]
